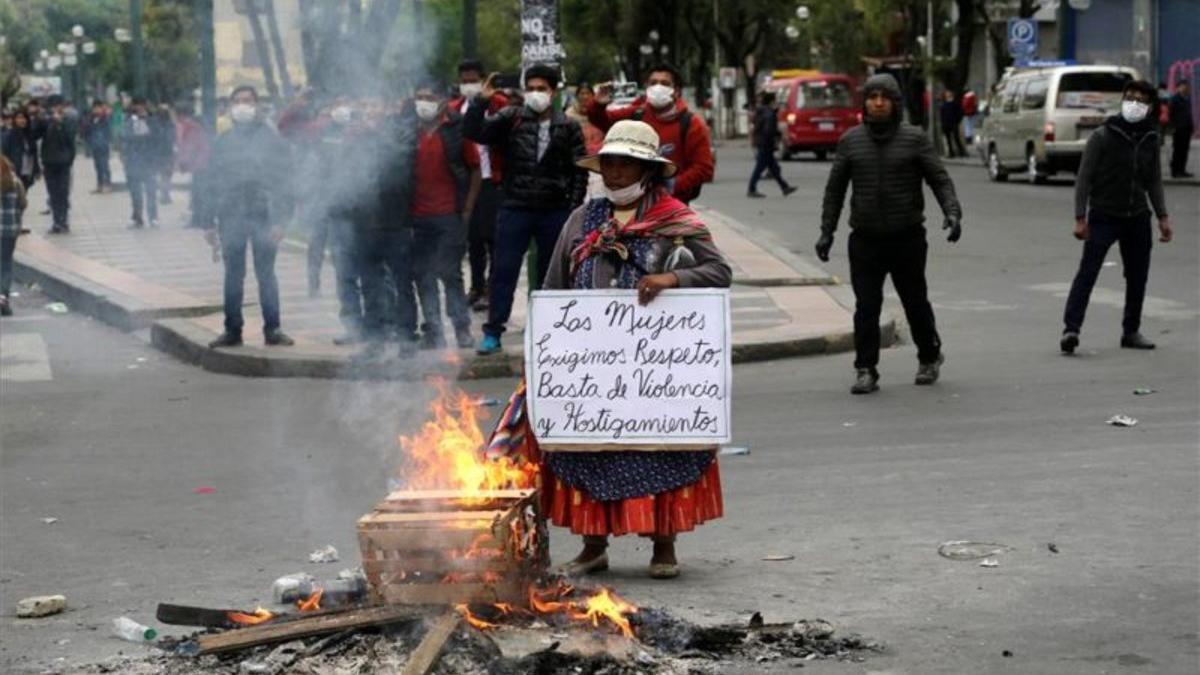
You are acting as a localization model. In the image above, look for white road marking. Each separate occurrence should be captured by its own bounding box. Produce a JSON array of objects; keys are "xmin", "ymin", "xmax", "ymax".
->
[
  {"xmin": 1028, "ymin": 283, "xmax": 1198, "ymax": 321},
  {"xmin": 0, "ymin": 332, "xmax": 53, "ymax": 382}
]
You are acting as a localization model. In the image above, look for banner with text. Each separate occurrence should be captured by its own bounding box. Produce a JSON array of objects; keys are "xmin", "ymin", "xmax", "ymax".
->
[
  {"xmin": 525, "ymin": 289, "xmax": 732, "ymax": 449},
  {"xmin": 520, "ymin": 0, "xmax": 566, "ymax": 71}
]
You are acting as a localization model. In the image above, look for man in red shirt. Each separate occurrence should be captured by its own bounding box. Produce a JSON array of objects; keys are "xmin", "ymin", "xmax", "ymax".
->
[
  {"xmin": 588, "ymin": 63, "xmax": 714, "ymax": 203},
  {"xmin": 410, "ymin": 80, "xmax": 482, "ymax": 349}
]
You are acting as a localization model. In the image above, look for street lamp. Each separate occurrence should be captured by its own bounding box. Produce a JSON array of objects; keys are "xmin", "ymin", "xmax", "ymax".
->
[
  {"xmin": 796, "ymin": 6, "xmax": 810, "ymax": 21},
  {"xmin": 795, "ymin": 5, "xmax": 812, "ymax": 69},
  {"xmin": 72, "ymin": 24, "xmax": 85, "ymax": 39}
]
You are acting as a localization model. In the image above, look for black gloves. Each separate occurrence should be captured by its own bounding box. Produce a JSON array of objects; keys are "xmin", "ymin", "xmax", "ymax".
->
[
  {"xmin": 943, "ymin": 216, "xmax": 962, "ymax": 243},
  {"xmin": 815, "ymin": 231, "xmax": 834, "ymax": 262}
]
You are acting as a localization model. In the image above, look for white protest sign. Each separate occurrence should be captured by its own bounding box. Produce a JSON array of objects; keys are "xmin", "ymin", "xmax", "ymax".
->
[{"xmin": 524, "ymin": 289, "xmax": 732, "ymax": 449}]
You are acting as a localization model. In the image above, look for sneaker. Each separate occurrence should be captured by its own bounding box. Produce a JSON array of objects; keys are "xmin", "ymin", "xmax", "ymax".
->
[
  {"xmin": 914, "ymin": 354, "xmax": 944, "ymax": 385},
  {"xmin": 455, "ymin": 326, "xmax": 474, "ymax": 349},
  {"xmin": 420, "ymin": 332, "xmax": 447, "ymax": 350},
  {"xmin": 264, "ymin": 329, "xmax": 294, "ymax": 346},
  {"xmin": 747, "ymin": 191, "xmax": 767, "ymax": 199},
  {"xmin": 782, "ymin": 185, "xmax": 798, "ymax": 197},
  {"xmin": 1120, "ymin": 332, "xmax": 1156, "ymax": 350},
  {"xmin": 476, "ymin": 333, "xmax": 502, "ymax": 355},
  {"xmin": 467, "ymin": 287, "xmax": 485, "ymax": 306},
  {"xmin": 209, "ymin": 332, "xmax": 243, "ymax": 348},
  {"xmin": 1060, "ymin": 331, "xmax": 1079, "ymax": 355},
  {"xmin": 128, "ymin": 219, "xmax": 144, "ymax": 229},
  {"xmin": 850, "ymin": 368, "xmax": 879, "ymax": 395}
]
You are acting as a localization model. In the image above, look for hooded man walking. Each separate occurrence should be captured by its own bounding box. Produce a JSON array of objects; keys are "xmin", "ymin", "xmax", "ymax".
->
[
  {"xmin": 817, "ymin": 74, "xmax": 962, "ymax": 395},
  {"xmin": 1060, "ymin": 80, "xmax": 1171, "ymax": 354}
]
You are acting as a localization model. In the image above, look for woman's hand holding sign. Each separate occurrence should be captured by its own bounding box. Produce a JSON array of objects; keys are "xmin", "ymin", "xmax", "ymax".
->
[{"xmin": 637, "ymin": 272, "xmax": 679, "ymax": 305}]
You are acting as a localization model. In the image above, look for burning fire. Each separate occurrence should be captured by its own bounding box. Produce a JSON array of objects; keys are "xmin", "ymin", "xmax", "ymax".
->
[
  {"xmin": 227, "ymin": 607, "xmax": 273, "ymax": 626},
  {"xmin": 297, "ymin": 588, "xmax": 323, "ymax": 612},
  {"xmin": 397, "ymin": 381, "xmax": 535, "ymax": 500},
  {"xmin": 528, "ymin": 584, "xmax": 639, "ymax": 638},
  {"xmin": 455, "ymin": 604, "xmax": 499, "ymax": 630}
]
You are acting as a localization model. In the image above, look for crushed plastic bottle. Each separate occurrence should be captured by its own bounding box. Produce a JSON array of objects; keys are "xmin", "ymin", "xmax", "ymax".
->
[{"xmin": 112, "ymin": 616, "xmax": 157, "ymax": 642}]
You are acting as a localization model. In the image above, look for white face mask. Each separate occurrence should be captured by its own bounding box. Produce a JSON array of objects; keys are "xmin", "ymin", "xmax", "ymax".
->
[
  {"xmin": 603, "ymin": 179, "xmax": 647, "ymax": 207},
  {"xmin": 459, "ymin": 82, "xmax": 482, "ymax": 98},
  {"xmin": 525, "ymin": 91, "xmax": 552, "ymax": 114},
  {"xmin": 415, "ymin": 100, "xmax": 440, "ymax": 121},
  {"xmin": 646, "ymin": 84, "xmax": 675, "ymax": 109},
  {"xmin": 230, "ymin": 103, "xmax": 256, "ymax": 124},
  {"xmin": 331, "ymin": 106, "xmax": 353, "ymax": 125},
  {"xmin": 1121, "ymin": 99, "xmax": 1149, "ymax": 124}
]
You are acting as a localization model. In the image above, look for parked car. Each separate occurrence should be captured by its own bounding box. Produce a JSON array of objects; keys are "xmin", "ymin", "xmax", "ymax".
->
[
  {"xmin": 764, "ymin": 73, "xmax": 858, "ymax": 160},
  {"xmin": 979, "ymin": 64, "xmax": 1138, "ymax": 183}
]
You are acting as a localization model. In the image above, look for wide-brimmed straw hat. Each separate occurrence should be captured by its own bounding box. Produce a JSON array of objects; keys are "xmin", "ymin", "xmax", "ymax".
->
[{"xmin": 576, "ymin": 120, "xmax": 677, "ymax": 178}]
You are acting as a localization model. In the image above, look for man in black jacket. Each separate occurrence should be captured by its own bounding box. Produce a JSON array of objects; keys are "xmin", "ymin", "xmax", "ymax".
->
[
  {"xmin": 40, "ymin": 97, "xmax": 77, "ymax": 234},
  {"xmin": 463, "ymin": 64, "xmax": 586, "ymax": 355},
  {"xmin": 121, "ymin": 98, "xmax": 160, "ymax": 228},
  {"xmin": 747, "ymin": 91, "xmax": 796, "ymax": 198},
  {"xmin": 817, "ymin": 73, "xmax": 962, "ymax": 394},
  {"xmin": 1061, "ymin": 80, "xmax": 1172, "ymax": 355},
  {"xmin": 1167, "ymin": 80, "xmax": 1193, "ymax": 178}
]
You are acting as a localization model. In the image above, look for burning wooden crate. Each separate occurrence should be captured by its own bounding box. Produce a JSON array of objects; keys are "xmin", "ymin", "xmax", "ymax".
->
[{"xmin": 357, "ymin": 489, "xmax": 547, "ymax": 607}]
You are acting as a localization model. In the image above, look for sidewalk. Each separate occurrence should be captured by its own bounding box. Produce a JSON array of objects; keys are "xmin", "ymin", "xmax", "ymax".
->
[{"xmin": 13, "ymin": 157, "xmax": 889, "ymax": 379}]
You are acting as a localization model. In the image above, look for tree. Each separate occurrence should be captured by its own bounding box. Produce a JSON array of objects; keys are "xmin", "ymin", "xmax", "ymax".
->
[
  {"xmin": 243, "ymin": 0, "xmax": 279, "ymax": 101},
  {"xmin": 262, "ymin": 0, "xmax": 294, "ymax": 99},
  {"xmin": 143, "ymin": 0, "xmax": 199, "ymax": 103}
]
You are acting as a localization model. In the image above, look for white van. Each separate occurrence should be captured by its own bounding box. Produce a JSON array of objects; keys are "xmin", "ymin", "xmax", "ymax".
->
[{"xmin": 979, "ymin": 65, "xmax": 1139, "ymax": 183}]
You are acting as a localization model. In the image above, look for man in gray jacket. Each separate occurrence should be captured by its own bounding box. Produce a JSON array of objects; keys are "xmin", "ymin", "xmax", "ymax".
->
[{"xmin": 817, "ymin": 74, "xmax": 962, "ymax": 394}]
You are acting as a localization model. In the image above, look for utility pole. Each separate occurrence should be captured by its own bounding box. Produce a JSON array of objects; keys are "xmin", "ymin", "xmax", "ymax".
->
[
  {"xmin": 463, "ymin": 0, "xmax": 478, "ymax": 59},
  {"xmin": 130, "ymin": 0, "xmax": 147, "ymax": 98},
  {"xmin": 926, "ymin": 0, "xmax": 938, "ymax": 147},
  {"xmin": 197, "ymin": 0, "xmax": 217, "ymax": 132},
  {"xmin": 712, "ymin": 0, "xmax": 721, "ymax": 141}
]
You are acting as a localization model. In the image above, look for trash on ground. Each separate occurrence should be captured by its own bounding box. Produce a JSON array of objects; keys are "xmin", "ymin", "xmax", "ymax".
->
[
  {"xmin": 938, "ymin": 540, "xmax": 1010, "ymax": 560},
  {"xmin": 308, "ymin": 545, "xmax": 339, "ymax": 564},
  {"xmin": 1106, "ymin": 414, "xmax": 1138, "ymax": 427},
  {"xmin": 1133, "ymin": 388, "xmax": 1156, "ymax": 396},
  {"xmin": 1003, "ymin": 649, "xmax": 1014, "ymax": 657},
  {"xmin": 44, "ymin": 302, "xmax": 69, "ymax": 314},
  {"xmin": 1047, "ymin": 543, "xmax": 1059, "ymax": 554},
  {"xmin": 16, "ymin": 595, "xmax": 67, "ymax": 618},
  {"xmin": 40, "ymin": 517, "xmax": 58, "ymax": 525},
  {"xmin": 792, "ymin": 619, "xmax": 835, "ymax": 640},
  {"xmin": 112, "ymin": 616, "xmax": 157, "ymax": 642},
  {"xmin": 978, "ymin": 557, "xmax": 1000, "ymax": 568},
  {"xmin": 193, "ymin": 486, "xmax": 217, "ymax": 494},
  {"xmin": 271, "ymin": 573, "xmax": 317, "ymax": 604},
  {"xmin": 842, "ymin": 422, "xmax": 857, "ymax": 428},
  {"xmin": 762, "ymin": 554, "xmax": 795, "ymax": 562},
  {"xmin": 719, "ymin": 446, "xmax": 750, "ymax": 456}
]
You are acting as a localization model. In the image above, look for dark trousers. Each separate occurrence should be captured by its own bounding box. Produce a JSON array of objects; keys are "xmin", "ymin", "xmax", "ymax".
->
[
  {"xmin": 330, "ymin": 220, "xmax": 363, "ymax": 334},
  {"xmin": 43, "ymin": 163, "xmax": 72, "ymax": 228},
  {"xmin": 1063, "ymin": 211, "xmax": 1152, "ymax": 336},
  {"xmin": 307, "ymin": 216, "xmax": 330, "ymax": 292},
  {"xmin": 0, "ymin": 236, "xmax": 15, "ymax": 297},
  {"xmin": 485, "ymin": 206, "xmax": 570, "ymax": 337},
  {"xmin": 468, "ymin": 181, "xmax": 500, "ymax": 292},
  {"xmin": 359, "ymin": 228, "xmax": 418, "ymax": 344},
  {"xmin": 1171, "ymin": 127, "xmax": 1193, "ymax": 175},
  {"xmin": 127, "ymin": 169, "xmax": 158, "ymax": 223},
  {"xmin": 748, "ymin": 145, "xmax": 788, "ymax": 193},
  {"xmin": 943, "ymin": 128, "xmax": 966, "ymax": 157},
  {"xmin": 92, "ymin": 146, "xmax": 111, "ymax": 188},
  {"xmin": 412, "ymin": 214, "xmax": 471, "ymax": 336},
  {"xmin": 849, "ymin": 228, "xmax": 942, "ymax": 369},
  {"xmin": 219, "ymin": 220, "xmax": 281, "ymax": 335}
]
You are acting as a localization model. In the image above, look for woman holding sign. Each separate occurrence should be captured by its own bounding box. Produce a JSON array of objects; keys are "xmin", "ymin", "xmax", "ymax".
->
[{"xmin": 489, "ymin": 120, "xmax": 732, "ymax": 579}]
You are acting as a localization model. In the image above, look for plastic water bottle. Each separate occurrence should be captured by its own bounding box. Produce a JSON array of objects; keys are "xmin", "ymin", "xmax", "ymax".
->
[{"xmin": 112, "ymin": 616, "xmax": 157, "ymax": 642}]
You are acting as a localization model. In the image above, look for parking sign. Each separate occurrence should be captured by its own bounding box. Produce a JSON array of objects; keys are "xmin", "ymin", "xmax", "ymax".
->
[{"xmin": 1007, "ymin": 18, "xmax": 1038, "ymax": 59}]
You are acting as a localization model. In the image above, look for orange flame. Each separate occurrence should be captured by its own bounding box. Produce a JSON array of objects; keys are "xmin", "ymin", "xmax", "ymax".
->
[
  {"xmin": 528, "ymin": 584, "xmax": 638, "ymax": 638},
  {"xmin": 297, "ymin": 588, "xmax": 323, "ymax": 612},
  {"xmin": 455, "ymin": 604, "xmax": 499, "ymax": 630},
  {"xmin": 396, "ymin": 381, "xmax": 535, "ymax": 501},
  {"xmin": 227, "ymin": 607, "xmax": 274, "ymax": 626}
]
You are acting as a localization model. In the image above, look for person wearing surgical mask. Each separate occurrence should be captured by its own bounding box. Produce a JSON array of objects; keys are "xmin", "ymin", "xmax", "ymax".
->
[
  {"xmin": 586, "ymin": 63, "xmax": 714, "ymax": 203},
  {"xmin": 1061, "ymin": 79, "xmax": 1172, "ymax": 355},
  {"xmin": 198, "ymin": 85, "xmax": 297, "ymax": 349},
  {"xmin": 462, "ymin": 63, "xmax": 587, "ymax": 355}
]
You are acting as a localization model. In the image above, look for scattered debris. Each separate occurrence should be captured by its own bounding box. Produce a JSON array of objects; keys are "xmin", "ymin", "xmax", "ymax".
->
[
  {"xmin": 979, "ymin": 557, "xmax": 999, "ymax": 568},
  {"xmin": 112, "ymin": 616, "xmax": 157, "ymax": 642},
  {"xmin": 1133, "ymin": 388, "xmax": 1156, "ymax": 396},
  {"xmin": 44, "ymin": 302, "xmax": 69, "ymax": 314},
  {"xmin": 40, "ymin": 517, "xmax": 59, "ymax": 525},
  {"xmin": 1106, "ymin": 414, "xmax": 1138, "ymax": 427},
  {"xmin": 192, "ymin": 486, "xmax": 217, "ymax": 494},
  {"xmin": 842, "ymin": 422, "xmax": 857, "ymax": 428},
  {"xmin": 272, "ymin": 573, "xmax": 316, "ymax": 604},
  {"xmin": 791, "ymin": 619, "xmax": 835, "ymax": 640},
  {"xmin": 308, "ymin": 545, "xmax": 339, "ymax": 564},
  {"xmin": 719, "ymin": 446, "xmax": 750, "ymax": 456},
  {"xmin": 1003, "ymin": 649, "xmax": 1014, "ymax": 657},
  {"xmin": 1047, "ymin": 543, "xmax": 1059, "ymax": 554},
  {"xmin": 16, "ymin": 594, "xmax": 67, "ymax": 618},
  {"xmin": 937, "ymin": 541, "xmax": 1009, "ymax": 560},
  {"xmin": 762, "ymin": 554, "xmax": 795, "ymax": 562}
]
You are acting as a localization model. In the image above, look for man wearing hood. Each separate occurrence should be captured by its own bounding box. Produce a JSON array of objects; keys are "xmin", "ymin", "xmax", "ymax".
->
[
  {"xmin": 198, "ymin": 85, "xmax": 296, "ymax": 349},
  {"xmin": 817, "ymin": 73, "xmax": 962, "ymax": 395},
  {"xmin": 588, "ymin": 63, "xmax": 714, "ymax": 203},
  {"xmin": 1061, "ymin": 80, "xmax": 1172, "ymax": 355}
]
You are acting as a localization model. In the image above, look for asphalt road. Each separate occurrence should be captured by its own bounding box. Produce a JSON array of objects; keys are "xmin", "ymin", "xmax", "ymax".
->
[{"xmin": 1, "ymin": 145, "xmax": 1197, "ymax": 674}]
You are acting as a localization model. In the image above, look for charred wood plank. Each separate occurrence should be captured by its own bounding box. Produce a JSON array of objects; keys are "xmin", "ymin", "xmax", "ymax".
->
[
  {"xmin": 195, "ymin": 605, "xmax": 423, "ymax": 655},
  {"xmin": 400, "ymin": 610, "xmax": 461, "ymax": 675}
]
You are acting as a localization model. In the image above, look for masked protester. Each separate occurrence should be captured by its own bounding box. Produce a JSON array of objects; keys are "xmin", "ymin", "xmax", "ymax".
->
[
  {"xmin": 747, "ymin": 91, "xmax": 796, "ymax": 198},
  {"xmin": 1060, "ymin": 80, "xmax": 1172, "ymax": 355},
  {"xmin": 197, "ymin": 85, "xmax": 296, "ymax": 348},
  {"xmin": 40, "ymin": 97, "xmax": 76, "ymax": 234},
  {"xmin": 817, "ymin": 74, "xmax": 963, "ymax": 395},
  {"xmin": 587, "ymin": 63, "xmax": 714, "ymax": 203},
  {"xmin": 488, "ymin": 120, "xmax": 731, "ymax": 580},
  {"xmin": 1167, "ymin": 80, "xmax": 1194, "ymax": 178},
  {"xmin": 448, "ymin": 59, "xmax": 508, "ymax": 312},
  {"xmin": 462, "ymin": 63, "xmax": 587, "ymax": 355},
  {"xmin": 121, "ymin": 98, "xmax": 162, "ymax": 228}
]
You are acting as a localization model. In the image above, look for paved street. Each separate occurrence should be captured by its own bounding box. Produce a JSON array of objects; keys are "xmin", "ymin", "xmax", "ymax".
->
[{"xmin": 2, "ymin": 144, "xmax": 1198, "ymax": 674}]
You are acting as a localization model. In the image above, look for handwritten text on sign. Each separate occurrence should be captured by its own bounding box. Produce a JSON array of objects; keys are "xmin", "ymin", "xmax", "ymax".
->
[{"xmin": 525, "ymin": 289, "xmax": 732, "ymax": 447}]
